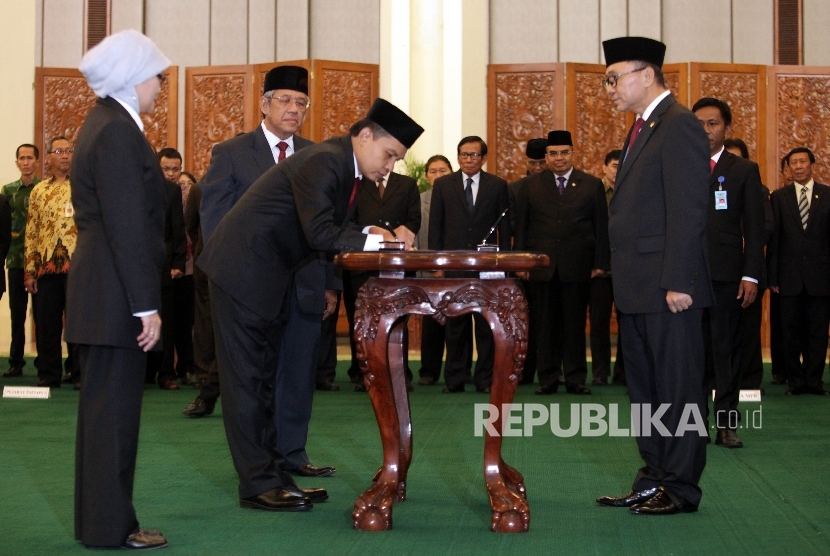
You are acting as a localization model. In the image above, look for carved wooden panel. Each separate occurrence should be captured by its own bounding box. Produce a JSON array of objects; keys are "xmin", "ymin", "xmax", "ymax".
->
[
  {"xmin": 690, "ymin": 63, "xmax": 767, "ymax": 178},
  {"xmin": 311, "ymin": 60, "xmax": 379, "ymax": 142},
  {"xmin": 35, "ymin": 67, "xmax": 177, "ymax": 177},
  {"xmin": 662, "ymin": 63, "xmax": 688, "ymax": 107},
  {"xmin": 487, "ymin": 64, "xmax": 565, "ymax": 183},
  {"xmin": 766, "ymin": 66, "xmax": 830, "ymax": 190},
  {"xmin": 566, "ymin": 63, "xmax": 630, "ymax": 179},
  {"xmin": 185, "ymin": 65, "xmax": 255, "ymax": 180}
]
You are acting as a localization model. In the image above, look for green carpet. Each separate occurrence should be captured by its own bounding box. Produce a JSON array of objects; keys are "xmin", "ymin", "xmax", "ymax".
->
[{"xmin": 1, "ymin": 361, "xmax": 829, "ymax": 555}]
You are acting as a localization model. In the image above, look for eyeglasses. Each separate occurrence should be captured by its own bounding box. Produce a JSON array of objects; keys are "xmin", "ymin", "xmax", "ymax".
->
[
  {"xmin": 265, "ymin": 94, "xmax": 310, "ymax": 111},
  {"xmin": 546, "ymin": 149, "xmax": 571, "ymax": 158},
  {"xmin": 157, "ymin": 73, "xmax": 166, "ymax": 84},
  {"xmin": 49, "ymin": 148, "xmax": 73, "ymax": 155},
  {"xmin": 458, "ymin": 152, "xmax": 483, "ymax": 160},
  {"xmin": 601, "ymin": 67, "xmax": 647, "ymax": 89}
]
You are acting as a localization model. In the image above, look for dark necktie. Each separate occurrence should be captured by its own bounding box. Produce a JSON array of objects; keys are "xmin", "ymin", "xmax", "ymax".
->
[
  {"xmin": 557, "ymin": 176, "xmax": 566, "ymax": 195},
  {"xmin": 348, "ymin": 177, "xmax": 360, "ymax": 209},
  {"xmin": 377, "ymin": 177, "xmax": 385, "ymax": 199},
  {"xmin": 276, "ymin": 141, "xmax": 288, "ymax": 162},
  {"xmin": 465, "ymin": 177, "xmax": 474, "ymax": 213},
  {"xmin": 626, "ymin": 117, "xmax": 646, "ymax": 158}
]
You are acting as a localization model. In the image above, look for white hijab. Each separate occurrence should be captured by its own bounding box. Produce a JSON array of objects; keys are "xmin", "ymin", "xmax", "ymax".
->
[{"xmin": 79, "ymin": 30, "xmax": 170, "ymax": 113}]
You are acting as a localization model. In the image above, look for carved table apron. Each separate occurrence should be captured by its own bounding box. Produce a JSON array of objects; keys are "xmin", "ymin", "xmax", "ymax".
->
[{"xmin": 334, "ymin": 252, "xmax": 549, "ymax": 534}]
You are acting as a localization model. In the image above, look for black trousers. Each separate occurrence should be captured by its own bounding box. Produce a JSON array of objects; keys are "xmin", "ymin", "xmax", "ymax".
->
[
  {"xmin": 536, "ymin": 274, "xmax": 591, "ymax": 387},
  {"xmin": 518, "ymin": 279, "xmax": 539, "ymax": 383},
  {"xmin": 210, "ymin": 281, "xmax": 294, "ymax": 498},
  {"xmin": 621, "ymin": 309, "xmax": 707, "ymax": 507},
  {"xmin": 33, "ymin": 273, "xmax": 69, "ymax": 385},
  {"xmin": 704, "ymin": 281, "xmax": 744, "ymax": 426},
  {"xmin": 75, "ymin": 344, "xmax": 146, "ymax": 547},
  {"xmin": 779, "ymin": 288, "xmax": 830, "ymax": 390},
  {"xmin": 769, "ymin": 291, "xmax": 786, "ymax": 379},
  {"xmin": 612, "ymin": 306, "xmax": 626, "ymax": 384},
  {"xmin": 274, "ymin": 282, "xmax": 323, "ymax": 470},
  {"xmin": 589, "ymin": 276, "xmax": 613, "ymax": 383},
  {"xmin": 739, "ymin": 289, "xmax": 765, "ymax": 389},
  {"xmin": 145, "ymin": 280, "xmax": 175, "ymax": 384},
  {"xmin": 193, "ymin": 267, "xmax": 219, "ymax": 403},
  {"xmin": 419, "ymin": 315, "xmax": 446, "ymax": 381},
  {"xmin": 172, "ymin": 274, "xmax": 195, "ymax": 379},
  {"xmin": 316, "ymin": 292, "xmax": 340, "ymax": 385},
  {"xmin": 444, "ymin": 312, "xmax": 493, "ymax": 390},
  {"xmin": 7, "ymin": 268, "xmax": 30, "ymax": 369}
]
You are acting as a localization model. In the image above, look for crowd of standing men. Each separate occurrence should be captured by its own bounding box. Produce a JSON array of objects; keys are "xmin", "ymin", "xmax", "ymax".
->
[{"xmin": 1, "ymin": 31, "xmax": 828, "ymax": 549}]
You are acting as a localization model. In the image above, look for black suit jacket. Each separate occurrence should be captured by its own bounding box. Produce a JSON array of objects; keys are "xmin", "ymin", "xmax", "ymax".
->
[
  {"xmin": 0, "ymin": 195, "xmax": 11, "ymax": 293},
  {"xmin": 428, "ymin": 170, "xmax": 510, "ymax": 251},
  {"xmin": 514, "ymin": 168, "xmax": 609, "ymax": 282},
  {"xmin": 768, "ymin": 181, "xmax": 830, "ymax": 296},
  {"xmin": 162, "ymin": 181, "xmax": 186, "ymax": 284},
  {"xmin": 706, "ymin": 151, "xmax": 766, "ymax": 283},
  {"xmin": 198, "ymin": 134, "xmax": 367, "ymax": 321},
  {"xmin": 197, "ymin": 126, "xmax": 331, "ymax": 315},
  {"xmin": 199, "ymin": 126, "xmax": 314, "ymax": 243},
  {"xmin": 65, "ymin": 97, "xmax": 167, "ymax": 349},
  {"xmin": 352, "ymin": 171, "xmax": 421, "ymax": 234},
  {"xmin": 609, "ymin": 94, "xmax": 714, "ymax": 314}
]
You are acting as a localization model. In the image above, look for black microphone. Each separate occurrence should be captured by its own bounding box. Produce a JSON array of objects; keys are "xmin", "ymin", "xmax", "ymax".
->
[{"xmin": 478, "ymin": 207, "xmax": 509, "ymax": 250}]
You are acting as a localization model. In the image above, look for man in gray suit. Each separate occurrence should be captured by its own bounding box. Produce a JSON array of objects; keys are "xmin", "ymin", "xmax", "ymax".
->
[
  {"xmin": 185, "ymin": 66, "xmax": 337, "ymax": 478},
  {"xmin": 596, "ymin": 37, "xmax": 713, "ymax": 516}
]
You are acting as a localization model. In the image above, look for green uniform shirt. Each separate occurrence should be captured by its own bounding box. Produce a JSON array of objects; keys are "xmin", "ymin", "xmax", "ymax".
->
[{"xmin": 2, "ymin": 176, "xmax": 40, "ymax": 269}]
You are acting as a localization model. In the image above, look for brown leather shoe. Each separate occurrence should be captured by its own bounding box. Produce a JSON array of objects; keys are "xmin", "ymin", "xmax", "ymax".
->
[
  {"xmin": 159, "ymin": 379, "xmax": 180, "ymax": 390},
  {"xmin": 121, "ymin": 529, "xmax": 168, "ymax": 550}
]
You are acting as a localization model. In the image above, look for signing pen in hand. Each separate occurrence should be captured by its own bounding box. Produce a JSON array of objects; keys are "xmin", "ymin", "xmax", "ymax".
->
[{"xmin": 383, "ymin": 221, "xmax": 399, "ymax": 240}]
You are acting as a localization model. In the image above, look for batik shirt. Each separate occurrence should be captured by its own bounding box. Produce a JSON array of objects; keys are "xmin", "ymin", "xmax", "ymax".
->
[{"xmin": 24, "ymin": 176, "xmax": 77, "ymax": 280}]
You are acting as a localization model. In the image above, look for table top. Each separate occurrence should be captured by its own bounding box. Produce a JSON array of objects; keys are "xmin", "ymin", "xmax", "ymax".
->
[{"xmin": 334, "ymin": 250, "xmax": 550, "ymax": 272}]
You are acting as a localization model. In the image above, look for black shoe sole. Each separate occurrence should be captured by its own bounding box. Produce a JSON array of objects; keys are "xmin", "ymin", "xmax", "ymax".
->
[{"xmin": 239, "ymin": 499, "xmax": 313, "ymax": 512}]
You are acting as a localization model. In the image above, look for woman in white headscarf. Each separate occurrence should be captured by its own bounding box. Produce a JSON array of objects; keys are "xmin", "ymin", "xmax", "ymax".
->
[{"xmin": 66, "ymin": 30, "xmax": 170, "ymax": 551}]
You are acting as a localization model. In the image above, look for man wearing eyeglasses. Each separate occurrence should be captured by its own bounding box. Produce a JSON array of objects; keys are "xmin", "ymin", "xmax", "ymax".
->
[
  {"xmin": 596, "ymin": 37, "xmax": 713, "ymax": 516},
  {"xmin": 514, "ymin": 130, "xmax": 609, "ymax": 396},
  {"xmin": 24, "ymin": 136, "xmax": 78, "ymax": 388},
  {"xmin": 429, "ymin": 136, "xmax": 510, "ymax": 393},
  {"xmin": 191, "ymin": 65, "xmax": 338, "ymax": 479}
]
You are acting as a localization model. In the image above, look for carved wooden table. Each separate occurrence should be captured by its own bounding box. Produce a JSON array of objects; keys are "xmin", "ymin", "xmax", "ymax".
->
[{"xmin": 334, "ymin": 251, "xmax": 549, "ymax": 534}]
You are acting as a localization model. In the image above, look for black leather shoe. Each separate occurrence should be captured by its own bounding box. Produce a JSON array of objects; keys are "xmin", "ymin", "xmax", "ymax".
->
[
  {"xmin": 597, "ymin": 487, "xmax": 658, "ymax": 508},
  {"xmin": 406, "ymin": 382, "xmax": 414, "ymax": 392},
  {"xmin": 476, "ymin": 386, "xmax": 491, "ymax": 393},
  {"xmin": 807, "ymin": 386, "xmax": 830, "ymax": 396},
  {"xmin": 316, "ymin": 381, "xmax": 340, "ymax": 391},
  {"xmin": 61, "ymin": 373, "xmax": 75, "ymax": 384},
  {"xmin": 591, "ymin": 379, "xmax": 608, "ymax": 387},
  {"xmin": 715, "ymin": 428, "xmax": 743, "ymax": 448},
  {"xmin": 285, "ymin": 484, "xmax": 329, "ymax": 502},
  {"xmin": 535, "ymin": 383, "xmax": 558, "ymax": 395},
  {"xmin": 354, "ymin": 383, "xmax": 367, "ymax": 392},
  {"xmin": 240, "ymin": 487, "xmax": 313, "ymax": 511},
  {"xmin": 418, "ymin": 376, "xmax": 435, "ymax": 385},
  {"xmin": 630, "ymin": 487, "xmax": 697, "ymax": 515},
  {"xmin": 287, "ymin": 463, "xmax": 336, "ymax": 478},
  {"xmin": 566, "ymin": 384, "xmax": 592, "ymax": 395},
  {"xmin": 771, "ymin": 374, "xmax": 787, "ymax": 385},
  {"xmin": 3, "ymin": 367, "xmax": 22, "ymax": 378},
  {"xmin": 121, "ymin": 529, "xmax": 168, "ymax": 550},
  {"xmin": 443, "ymin": 384, "xmax": 464, "ymax": 393},
  {"xmin": 34, "ymin": 380, "xmax": 60, "ymax": 388},
  {"xmin": 785, "ymin": 386, "xmax": 805, "ymax": 395},
  {"xmin": 182, "ymin": 397, "xmax": 215, "ymax": 418}
]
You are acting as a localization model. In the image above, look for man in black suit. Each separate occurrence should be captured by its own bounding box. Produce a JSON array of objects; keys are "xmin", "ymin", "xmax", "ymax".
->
[
  {"xmin": 515, "ymin": 130, "xmax": 609, "ymax": 396},
  {"xmin": 508, "ymin": 138, "xmax": 546, "ymax": 385},
  {"xmin": 343, "ymin": 170, "xmax": 421, "ymax": 391},
  {"xmin": 197, "ymin": 98, "xmax": 423, "ymax": 512},
  {"xmin": 768, "ymin": 147, "xmax": 830, "ymax": 396},
  {"xmin": 429, "ymin": 136, "xmax": 510, "ymax": 393},
  {"xmin": 68, "ymin": 30, "xmax": 170, "ymax": 549},
  {"xmin": 596, "ymin": 37, "xmax": 713, "ymax": 516},
  {"xmin": 186, "ymin": 66, "xmax": 339, "ymax": 478},
  {"xmin": 692, "ymin": 98, "xmax": 765, "ymax": 448}
]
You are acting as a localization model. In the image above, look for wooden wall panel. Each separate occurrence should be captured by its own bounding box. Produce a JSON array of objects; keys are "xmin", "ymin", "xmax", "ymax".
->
[
  {"xmin": 487, "ymin": 63, "xmax": 565, "ymax": 183},
  {"xmin": 565, "ymin": 63, "xmax": 631, "ymax": 179},
  {"xmin": 690, "ymin": 63, "xmax": 767, "ymax": 179},
  {"xmin": 311, "ymin": 60, "xmax": 379, "ymax": 142},
  {"xmin": 766, "ymin": 65, "xmax": 830, "ymax": 190},
  {"xmin": 184, "ymin": 65, "xmax": 254, "ymax": 180},
  {"xmin": 35, "ymin": 67, "xmax": 176, "ymax": 176},
  {"xmin": 662, "ymin": 62, "xmax": 689, "ymax": 107}
]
